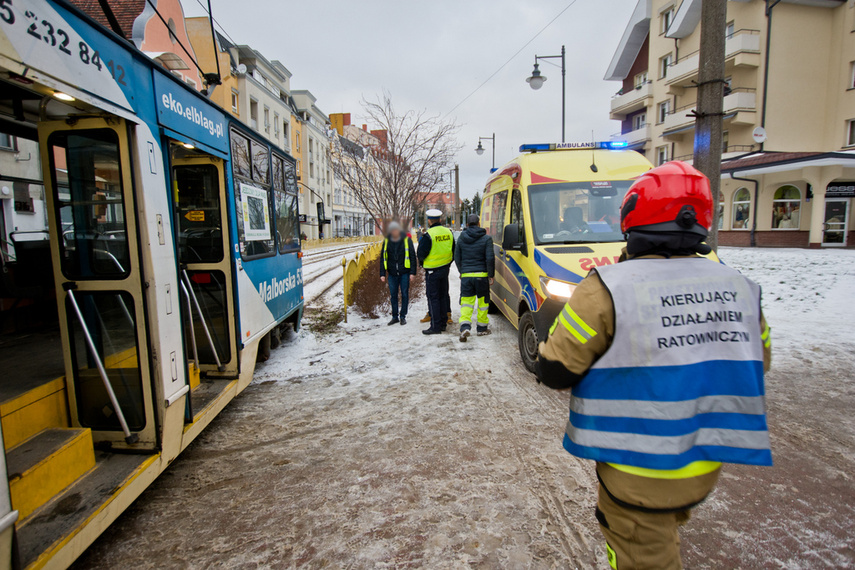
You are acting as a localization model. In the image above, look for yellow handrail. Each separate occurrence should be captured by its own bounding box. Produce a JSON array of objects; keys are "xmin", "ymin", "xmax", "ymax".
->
[{"xmin": 302, "ymin": 235, "xmax": 382, "ymax": 250}]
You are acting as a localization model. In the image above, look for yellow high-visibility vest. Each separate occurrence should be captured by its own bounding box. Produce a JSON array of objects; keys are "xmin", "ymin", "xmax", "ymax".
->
[
  {"xmin": 383, "ymin": 237, "xmax": 411, "ymax": 271},
  {"xmin": 423, "ymin": 225, "xmax": 453, "ymax": 268}
]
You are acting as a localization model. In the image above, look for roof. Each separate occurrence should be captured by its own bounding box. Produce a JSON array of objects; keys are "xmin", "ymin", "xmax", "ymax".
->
[
  {"xmin": 721, "ymin": 151, "xmax": 855, "ymax": 175},
  {"xmin": 68, "ymin": 0, "xmax": 145, "ymax": 39},
  {"xmin": 338, "ymin": 135, "xmax": 364, "ymax": 159},
  {"xmin": 416, "ymin": 192, "xmax": 460, "ymax": 207},
  {"xmin": 604, "ymin": 0, "xmax": 650, "ymax": 81}
]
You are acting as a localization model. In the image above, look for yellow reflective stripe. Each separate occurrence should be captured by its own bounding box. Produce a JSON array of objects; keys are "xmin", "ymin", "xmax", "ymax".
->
[
  {"xmin": 606, "ymin": 543, "xmax": 617, "ymax": 570},
  {"xmin": 566, "ymin": 305, "xmax": 596, "ymax": 337},
  {"xmin": 559, "ymin": 312, "xmax": 588, "ymax": 344},
  {"xmin": 383, "ymin": 238, "xmax": 388, "ymax": 271},
  {"xmin": 608, "ymin": 460, "xmax": 721, "ymax": 480},
  {"xmin": 761, "ymin": 324, "xmax": 771, "ymax": 348},
  {"xmin": 404, "ymin": 236, "xmax": 411, "ymax": 269},
  {"xmin": 461, "ymin": 272, "xmax": 489, "ymax": 277},
  {"xmin": 549, "ymin": 316, "xmax": 559, "ymax": 336},
  {"xmin": 557, "ymin": 305, "xmax": 597, "ymax": 344}
]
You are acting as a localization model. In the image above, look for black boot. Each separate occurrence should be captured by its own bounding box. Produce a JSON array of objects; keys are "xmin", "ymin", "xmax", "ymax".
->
[{"xmin": 388, "ymin": 317, "xmax": 399, "ymax": 326}]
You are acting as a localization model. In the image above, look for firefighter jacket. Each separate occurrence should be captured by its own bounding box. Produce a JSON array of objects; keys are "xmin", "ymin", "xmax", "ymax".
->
[{"xmin": 537, "ymin": 254, "xmax": 773, "ymax": 474}]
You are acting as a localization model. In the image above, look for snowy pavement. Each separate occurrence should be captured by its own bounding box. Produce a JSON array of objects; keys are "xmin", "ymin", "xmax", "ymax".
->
[{"xmin": 74, "ymin": 246, "xmax": 855, "ymax": 569}]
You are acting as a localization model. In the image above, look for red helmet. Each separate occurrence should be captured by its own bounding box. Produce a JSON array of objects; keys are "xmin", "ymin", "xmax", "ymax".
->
[{"xmin": 620, "ymin": 161, "xmax": 712, "ymax": 235}]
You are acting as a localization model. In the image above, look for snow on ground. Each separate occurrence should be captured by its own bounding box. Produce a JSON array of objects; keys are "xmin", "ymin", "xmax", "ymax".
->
[{"xmin": 74, "ymin": 246, "xmax": 855, "ymax": 569}]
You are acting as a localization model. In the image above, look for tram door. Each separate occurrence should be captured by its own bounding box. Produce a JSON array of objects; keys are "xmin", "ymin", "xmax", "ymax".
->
[
  {"xmin": 38, "ymin": 118, "xmax": 157, "ymax": 448},
  {"xmin": 171, "ymin": 151, "xmax": 238, "ymax": 383}
]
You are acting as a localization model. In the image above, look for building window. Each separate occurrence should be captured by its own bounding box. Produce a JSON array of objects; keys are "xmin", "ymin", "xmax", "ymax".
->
[
  {"xmin": 659, "ymin": 53, "xmax": 673, "ymax": 79},
  {"xmin": 295, "ymin": 131, "xmax": 301, "ymax": 152},
  {"xmin": 231, "ymin": 90, "xmax": 239, "ymax": 114},
  {"xmin": 725, "ymin": 21, "xmax": 735, "ymax": 39},
  {"xmin": 283, "ymin": 121, "xmax": 289, "ymax": 140},
  {"xmin": 718, "ymin": 195, "xmax": 725, "ymax": 230},
  {"xmin": 850, "ymin": 62, "xmax": 855, "ymax": 89},
  {"xmin": 633, "ymin": 113, "xmax": 646, "ymax": 131},
  {"xmin": 732, "ymin": 188, "xmax": 751, "ymax": 229},
  {"xmin": 848, "ymin": 119, "xmax": 855, "ymax": 146},
  {"xmin": 274, "ymin": 113, "xmax": 280, "ymax": 138},
  {"xmin": 771, "ymin": 185, "xmax": 801, "ymax": 229},
  {"xmin": 661, "ymin": 6, "xmax": 675, "ymax": 34},
  {"xmin": 634, "ymin": 71, "xmax": 649, "ymax": 89},
  {"xmin": 263, "ymin": 107, "xmax": 270, "ymax": 133},
  {"xmin": 722, "ymin": 130, "xmax": 729, "ymax": 153},
  {"xmin": 657, "ymin": 100, "xmax": 671, "ymax": 123},
  {"xmin": 13, "ymin": 182, "xmax": 35, "ymax": 213},
  {"xmin": 249, "ymin": 99, "xmax": 258, "ymax": 130},
  {"xmin": 656, "ymin": 145, "xmax": 669, "ymax": 166},
  {"xmin": 0, "ymin": 133, "xmax": 16, "ymax": 151}
]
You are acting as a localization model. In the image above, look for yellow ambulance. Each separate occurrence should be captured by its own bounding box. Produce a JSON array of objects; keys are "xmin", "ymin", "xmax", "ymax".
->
[{"xmin": 480, "ymin": 141, "xmax": 653, "ymax": 372}]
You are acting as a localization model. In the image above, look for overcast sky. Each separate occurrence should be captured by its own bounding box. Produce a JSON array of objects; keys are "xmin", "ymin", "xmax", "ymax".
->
[{"xmin": 183, "ymin": 0, "xmax": 638, "ymax": 200}]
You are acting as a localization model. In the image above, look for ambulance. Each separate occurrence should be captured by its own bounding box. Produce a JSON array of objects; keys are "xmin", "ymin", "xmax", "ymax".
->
[{"xmin": 480, "ymin": 141, "xmax": 653, "ymax": 372}]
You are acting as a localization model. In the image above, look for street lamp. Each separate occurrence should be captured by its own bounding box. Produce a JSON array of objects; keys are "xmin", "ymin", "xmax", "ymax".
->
[
  {"xmin": 527, "ymin": 45, "xmax": 566, "ymax": 142},
  {"xmin": 475, "ymin": 133, "xmax": 496, "ymax": 170}
]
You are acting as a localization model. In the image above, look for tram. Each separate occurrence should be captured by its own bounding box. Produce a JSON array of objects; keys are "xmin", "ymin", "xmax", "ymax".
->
[{"xmin": 0, "ymin": 0, "xmax": 303, "ymax": 567}]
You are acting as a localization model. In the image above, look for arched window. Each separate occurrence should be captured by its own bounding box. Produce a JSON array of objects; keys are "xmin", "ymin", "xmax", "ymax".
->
[
  {"xmin": 732, "ymin": 188, "xmax": 750, "ymax": 229},
  {"xmin": 771, "ymin": 185, "xmax": 801, "ymax": 229}
]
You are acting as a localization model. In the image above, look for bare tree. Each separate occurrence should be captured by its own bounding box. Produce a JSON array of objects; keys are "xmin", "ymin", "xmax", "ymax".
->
[{"xmin": 332, "ymin": 93, "xmax": 460, "ymax": 231}]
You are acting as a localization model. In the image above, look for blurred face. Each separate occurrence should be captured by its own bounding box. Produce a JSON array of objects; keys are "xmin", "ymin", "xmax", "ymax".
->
[{"xmin": 390, "ymin": 228, "xmax": 402, "ymax": 240}]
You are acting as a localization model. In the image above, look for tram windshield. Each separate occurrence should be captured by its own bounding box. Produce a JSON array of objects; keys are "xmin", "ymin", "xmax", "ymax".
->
[{"xmin": 528, "ymin": 181, "xmax": 632, "ymax": 245}]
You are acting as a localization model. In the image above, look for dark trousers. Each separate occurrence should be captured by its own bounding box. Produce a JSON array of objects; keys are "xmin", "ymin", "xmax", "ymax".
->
[
  {"xmin": 425, "ymin": 265, "xmax": 450, "ymax": 332},
  {"xmin": 387, "ymin": 274, "xmax": 410, "ymax": 318}
]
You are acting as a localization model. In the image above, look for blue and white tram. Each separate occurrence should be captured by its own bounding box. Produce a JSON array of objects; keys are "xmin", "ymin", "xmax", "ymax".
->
[{"xmin": 0, "ymin": 0, "xmax": 302, "ymax": 567}]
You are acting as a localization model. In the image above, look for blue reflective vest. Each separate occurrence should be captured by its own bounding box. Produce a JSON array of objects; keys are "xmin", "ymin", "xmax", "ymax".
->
[{"xmin": 563, "ymin": 258, "xmax": 772, "ymax": 470}]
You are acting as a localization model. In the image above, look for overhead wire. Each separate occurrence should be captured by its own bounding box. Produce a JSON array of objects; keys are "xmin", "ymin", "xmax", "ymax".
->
[
  {"xmin": 194, "ymin": 0, "xmax": 239, "ymax": 47},
  {"xmin": 444, "ymin": 0, "xmax": 579, "ymax": 118}
]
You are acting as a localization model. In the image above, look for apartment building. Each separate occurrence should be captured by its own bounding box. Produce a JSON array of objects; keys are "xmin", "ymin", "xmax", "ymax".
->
[
  {"xmin": 293, "ymin": 91, "xmax": 333, "ymax": 240},
  {"xmin": 186, "ymin": 23, "xmax": 294, "ymax": 154},
  {"xmin": 329, "ymin": 113, "xmax": 378, "ymax": 237},
  {"xmin": 606, "ymin": 0, "xmax": 855, "ymax": 247}
]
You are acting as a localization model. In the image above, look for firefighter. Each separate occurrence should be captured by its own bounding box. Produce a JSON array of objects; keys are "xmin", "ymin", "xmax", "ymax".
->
[
  {"xmin": 418, "ymin": 209, "xmax": 454, "ymax": 335},
  {"xmin": 536, "ymin": 161, "xmax": 773, "ymax": 570},
  {"xmin": 454, "ymin": 214, "xmax": 494, "ymax": 341}
]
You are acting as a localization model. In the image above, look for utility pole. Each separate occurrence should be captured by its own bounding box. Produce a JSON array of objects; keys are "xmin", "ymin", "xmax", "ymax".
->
[
  {"xmin": 692, "ymin": 0, "xmax": 727, "ymax": 251},
  {"xmin": 454, "ymin": 164, "xmax": 460, "ymax": 228}
]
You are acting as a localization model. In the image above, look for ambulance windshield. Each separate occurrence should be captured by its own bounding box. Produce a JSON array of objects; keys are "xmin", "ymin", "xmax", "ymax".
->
[{"xmin": 528, "ymin": 181, "xmax": 632, "ymax": 244}]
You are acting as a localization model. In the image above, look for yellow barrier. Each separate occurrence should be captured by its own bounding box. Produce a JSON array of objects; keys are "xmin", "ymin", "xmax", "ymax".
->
[
  {"xmin": 341, "ymin": 242, "xmax": 383, "ymax": 323},
  {"xmin": 302, "ymin": 235, "xmax": 382, "ymax": 250}
]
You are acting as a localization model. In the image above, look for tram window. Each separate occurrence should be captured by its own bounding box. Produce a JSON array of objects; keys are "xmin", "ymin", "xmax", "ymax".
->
[
  {"xmin": 67, "ymin": 290, "xmax": 145, "ymax": 432},
  {"xmin": 184, "ymin": 270, "xmax": 230, "ymax": 364},
  {"xmin": 174, "ymin": 164, "xmax": 223, "ymax": 263},
  {"xmin": 251, "ymin": 140, "xmax": 269, "ymax": 184},
  {"xmin": 273, "ymin": 155, "xmax": 301, "ymax": 253},
  {"xmin": 231, "ymin": 128, "xmax": 274, "ymax": 258},
  {"xmin": 231, "ymin": 131, "xmax": 251, "ymax": 180},
  {"xmin": 48, "ymin": 129, "xmax": 131, "ymax": 280}
]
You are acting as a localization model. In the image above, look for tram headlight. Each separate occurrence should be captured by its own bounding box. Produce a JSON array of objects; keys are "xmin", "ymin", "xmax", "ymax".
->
[{"xmin": 539, "ymin": 276, "xmax": 576, "ymax": 300}]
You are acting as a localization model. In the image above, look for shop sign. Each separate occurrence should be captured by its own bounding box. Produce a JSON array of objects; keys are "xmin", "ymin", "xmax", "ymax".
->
[{"xmin": 827, "ymin": 182, "xmax": 855, "ymax": 198}]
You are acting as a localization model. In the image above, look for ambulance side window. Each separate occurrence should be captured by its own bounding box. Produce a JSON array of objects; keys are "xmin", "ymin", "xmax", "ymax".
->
[
  {"xmin": 490, "ymin": 191, "xmax": 507, "ymax": 239},
  {"xmin": 510, "ymin": 189, "xmax": 525, "ymax": 248}
]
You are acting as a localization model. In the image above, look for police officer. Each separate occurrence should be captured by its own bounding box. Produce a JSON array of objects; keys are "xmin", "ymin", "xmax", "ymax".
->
[
  {"xmin": 536, "ymin": 162, "xmax": 773, "ymax": 570},
  {"xmin": 418, "ymin": 209, "xmax": 454, "ymax": 335},
  {"xmin": 454, "ymin": 214, "xmax": 494, "ymax": 342}
]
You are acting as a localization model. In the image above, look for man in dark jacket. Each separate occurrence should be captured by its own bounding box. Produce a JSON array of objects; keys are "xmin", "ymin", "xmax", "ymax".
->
[
  {"xmin": 454, "ymin": 214, "xmax": 495, "ymax": 342},
  {"xmin": 380, "ymin": 221, "xmax": 417, "ymax": 325}
]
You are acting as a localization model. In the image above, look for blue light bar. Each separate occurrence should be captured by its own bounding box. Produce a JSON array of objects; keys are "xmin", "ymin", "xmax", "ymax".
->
[
  {"xmin": 519, "ymin": 141, "xmax": 631, "ymax": 152},
  {"xmin": 519, "ymin": 143, "xmax": 552, "ymax": 152}
]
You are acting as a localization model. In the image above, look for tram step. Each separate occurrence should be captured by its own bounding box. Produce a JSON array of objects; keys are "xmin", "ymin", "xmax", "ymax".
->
[
  {"xmin": 6, "ymin": 428, "xmax": 95, "ymax": 521},
  {"xmin": 0, "ymin": 377, "xmax": 68, "ymax": 449}
]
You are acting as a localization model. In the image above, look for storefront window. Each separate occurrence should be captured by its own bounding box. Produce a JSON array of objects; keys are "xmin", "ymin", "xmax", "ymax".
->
[
  {"xmin": 771, "ymin": 185, "xmax": 801, "ymax": 230},
  {"xmin": 732, "ymin": 188, "xmax": 750, "ymax": 230}
]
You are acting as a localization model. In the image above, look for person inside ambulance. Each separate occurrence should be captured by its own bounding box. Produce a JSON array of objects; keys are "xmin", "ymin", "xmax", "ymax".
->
[
  {"xmin": 536, "ymin": 161, "xmax": 773, "ymax": 570},
  {"xmin": 559, "ymin": 206, "xmax": 590, "ymax": 235}
]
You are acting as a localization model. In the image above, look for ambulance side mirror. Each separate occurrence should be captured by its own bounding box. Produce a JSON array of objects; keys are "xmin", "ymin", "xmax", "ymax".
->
[{"xmin": 502, "ymin": 223, "xmax": 527, "ymax": 255}]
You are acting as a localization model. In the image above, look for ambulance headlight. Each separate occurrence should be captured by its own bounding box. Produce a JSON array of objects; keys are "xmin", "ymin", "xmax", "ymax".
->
[{"xmin": 539, "ymin": 276, "xmax": 576, "ymax": 300}]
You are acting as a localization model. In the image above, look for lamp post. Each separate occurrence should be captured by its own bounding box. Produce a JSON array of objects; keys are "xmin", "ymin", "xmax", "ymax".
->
[
  {"xmin": 527, "ymin": 45, "xmax": 566, "ymax": 142},
  {"xmin": 475, "ymin": 133, "xmax": 496, "ymax": 170}
]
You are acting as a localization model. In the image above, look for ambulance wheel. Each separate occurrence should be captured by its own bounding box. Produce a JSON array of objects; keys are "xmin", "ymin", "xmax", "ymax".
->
[{"xmin": 518, "ymin": 311, "xmax": 538, "ymax": 374}]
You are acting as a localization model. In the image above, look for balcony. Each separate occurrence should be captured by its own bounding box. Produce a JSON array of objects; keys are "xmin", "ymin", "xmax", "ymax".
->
[
  {"xmin": 665, "ymin": 30, "xmax": 761, "ymax": 87},
  {"xmin": 612, "ymin": 123, "xmax": 651, "ymax": 146},
  {"xmin": 609, "ymin": 81, "xmax": 653, "ymax": 120},
  {"xmin": 662, "ymin": 89, "xmax": 757, "ymax": 137}
]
